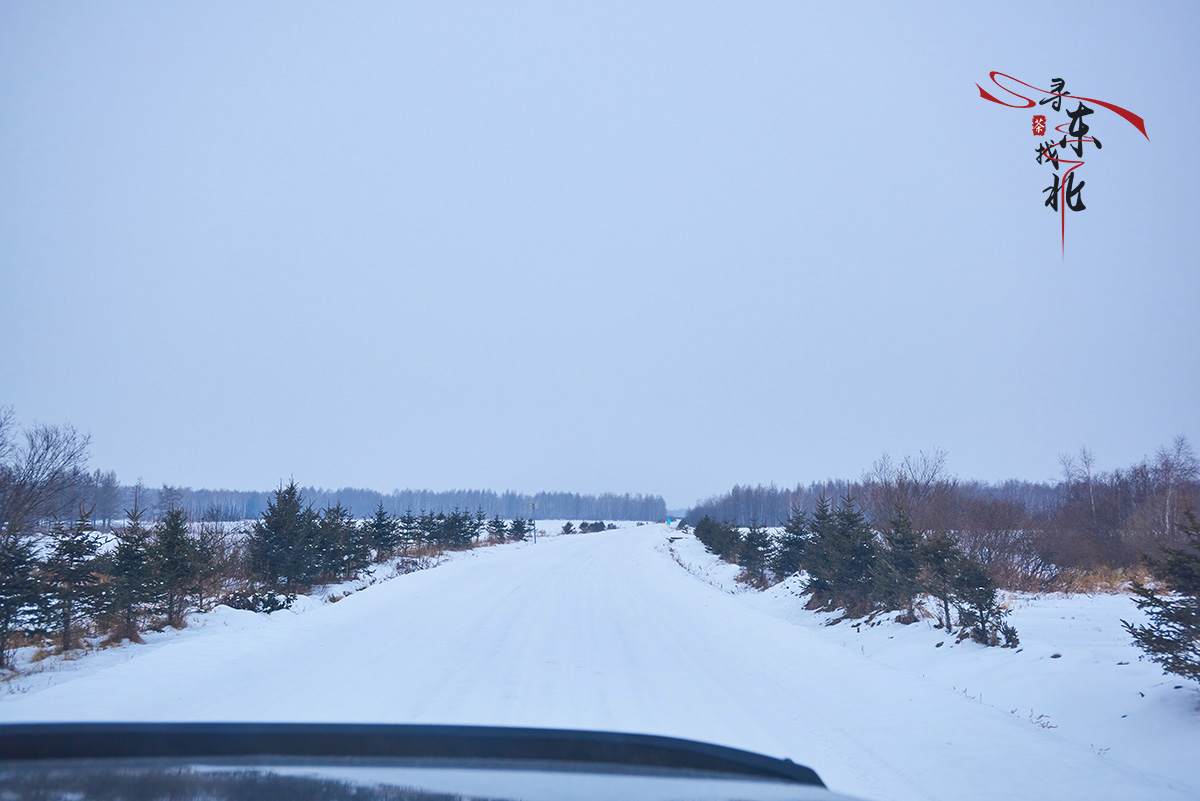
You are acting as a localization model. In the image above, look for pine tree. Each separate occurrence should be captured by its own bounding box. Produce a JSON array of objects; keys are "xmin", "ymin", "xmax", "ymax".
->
[
  {"xmin": 693, "ymin": 516, "xmax": 740, "ymax": 561},
  {"xmin": 1123, "ymin": 512, "xmax": 1200, "ymax": 682},
  {"xmin": 771, "ymin": 507, "xmax": 809, "ymax": 579},
  {"xmin": 308, "ymin": 503, "xmax": 340, "ymax": 580},
  {"xmin": 42, "ymin": 507, "xmax": 100, "ymax": 651},
  {"xmin": 434, "ymin": 511, "xmax": 451, "ymax": 549},
  {"xmin": 799, "ymin": 496, "xmax": 882, "ymax": 614},
  {"xmin": 953, "ymin": 556, "xmax": 1015, "ymax": 646},
  {"xmin": 154, "ymin": 507, "xmax": 198, "ymax": 628},
  {"xmin": 740, "ymin": 516, "xmax": 773, "ymax": 587},
  {"xmin": 418, "ymin": 510, "xmax": 440, "ymax": 549},
  {"xmin": 316, "ymin": 502, "xmax": 369, "ymax": 580},
  {"xmin": 473, "ymin": 507, "xmax": 487, "ymax": 543},
  {"xmin": 343, "ymin": 508, "xmax": 370, "ymax": 576},
  {"xmin": 290, "ymin": 501, "xmax": 323, "ymax": 585},
  {"xmin": 831, "ymin": 495, "xmax": 880, "ymax": 613},
  {"xmin": 508, "ymin": 516, "xmax": 530, "ymax": 542},
  {"xmin": 104, "ymin": 490, "xmax": 158, "ymax": 641},
  {"xmin": 366, "ymin": 502, "xmax": 400, "ymax": 557},
  {"xmin": 192, "ymin": 513, "xmax": 226, "ymax": 613},
  {"xmin": 0, "ymin": 527, "xmax": 41, "ymax": 667},
  {"xmin": 487, "ymin": 514, "xmax": 508, "ymax": 543},
  {"xmin": 919, "ymin": 530, "xmax": 963, "ymax": 633},
  {"xmin": 398, "ymin": 509, "xmax": 420, "ymax": 552},
  {"xmin": 873, "ymin": 511, "xmax": 924, "ymax": 620},
  {"xmin": 801, "ymin": 496, "xmax": 838, "ymax": 603},
  {"xmin": 249, "ymin": 481, "xmax": 313, "ymax": 588},
  {"xmin": 561, "ymin": 521, "xmax": 576, "ymax": 535},
  {"xmin": 441, "ymin": 507, "xmax": 474, "ymax": 550}
]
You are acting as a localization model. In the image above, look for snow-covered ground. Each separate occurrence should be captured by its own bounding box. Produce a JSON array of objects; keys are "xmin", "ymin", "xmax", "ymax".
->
[
  {"xmin": 2, "ymin": 522, "xmax": 1197, "ymax": 801},
  {"xmin": 667, "ymin": 531, "xmax": 1200, "ymax": 794}
]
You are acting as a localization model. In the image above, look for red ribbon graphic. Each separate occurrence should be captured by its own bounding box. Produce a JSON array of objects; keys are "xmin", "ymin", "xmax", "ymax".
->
[
  {"xmin": 978, "ymin": 71, "xmax": 1147, "ymax": 257},
  {"xmin": 976, "ymin": 71, "xmax": 1148, "ymax": 140}
]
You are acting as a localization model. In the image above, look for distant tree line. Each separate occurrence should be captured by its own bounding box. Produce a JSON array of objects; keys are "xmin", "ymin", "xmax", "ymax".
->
[
  {"xmin": 112, "ymin": 486, "xmax": 665, "ymax": 525},
  {"xmin": 684, "ymin": 477, "xmax": 1060, "ymax": 529},
  {"xmin": 0, "ymin": 407, "xmax": 665, "ymax": 530},
  {"xmin": 685, "ymin": 441, "xmax": 1199, "ymax": 584}
]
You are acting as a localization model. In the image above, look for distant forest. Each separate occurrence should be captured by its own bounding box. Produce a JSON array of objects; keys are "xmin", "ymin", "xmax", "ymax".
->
[
  {"xmin": 164, "ymin": 486, "xmax": 666, "ymax": 523},
  {"xmin": 684, "ymin": 441, "xmax": 1199, "ymax": 578},
  {"xmin": 0, "ymin": 406, "xmax": 668, "ymax": 527},
  {"xmin": 685, "ymin": 476, "xmax": 1061, "ymax": 528},
  {"xmin": 56, "ymin": 480, "xmax": 667, "ymax": 527}
]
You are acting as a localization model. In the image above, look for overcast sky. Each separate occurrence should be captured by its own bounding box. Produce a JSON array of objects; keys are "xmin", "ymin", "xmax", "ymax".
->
[{"xmin": 2, "ymin": 2, "xmax": 1197, "ymax": 509}]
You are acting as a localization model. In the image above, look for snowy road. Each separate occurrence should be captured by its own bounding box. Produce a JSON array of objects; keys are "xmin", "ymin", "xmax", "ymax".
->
[{"xmin": 1, "ymin": 525, "xmax": 1193, "ymax": 801}]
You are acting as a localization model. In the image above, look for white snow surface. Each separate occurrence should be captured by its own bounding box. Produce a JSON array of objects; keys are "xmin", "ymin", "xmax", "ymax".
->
[{"xmin": 3, "ymin": 523, "xmax": 1197, "ymax": 801}]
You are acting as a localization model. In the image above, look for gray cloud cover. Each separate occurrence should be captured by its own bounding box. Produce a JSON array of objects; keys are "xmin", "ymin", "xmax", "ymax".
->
[{"xmin": 2, "ymin": 2, "xmax": 1196, "ymax": 507}]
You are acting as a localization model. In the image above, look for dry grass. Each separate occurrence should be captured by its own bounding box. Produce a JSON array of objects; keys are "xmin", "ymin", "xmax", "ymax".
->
[
  {"xmin": 1059, "ymin": 566, "xmax": 1148, "ymax": 594},
  {"xmin": 734, "ymin": 567, "xmax": 772, "ymax": 590},
  {"xmin": 28, "ymin": 647, "xmax": 58, "ymax": 664},
  {"xmin": 460, "ymin": 539, "xmax": 492, "ymax": 551},
  {"xmin": 100, "ymin": 632, "xmax": 145, "ymax": 647}
]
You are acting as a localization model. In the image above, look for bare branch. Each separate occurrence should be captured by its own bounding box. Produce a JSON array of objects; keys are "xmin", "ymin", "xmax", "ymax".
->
[{"xmin": 0, "ymin": 421, "xmax": 91, "ymax": 532}]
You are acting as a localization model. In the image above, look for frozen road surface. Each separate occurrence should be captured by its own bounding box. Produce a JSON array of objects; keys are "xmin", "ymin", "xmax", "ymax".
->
[{"xmin": 1, "ymin": 524, "xmax": 1194, "ymax": 801}]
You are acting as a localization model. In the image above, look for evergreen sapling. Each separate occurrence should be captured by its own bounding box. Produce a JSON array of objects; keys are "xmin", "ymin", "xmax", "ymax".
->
[{"xmin": 1123, "ymin": 512, "xmax": 1200, "ymax": 682}]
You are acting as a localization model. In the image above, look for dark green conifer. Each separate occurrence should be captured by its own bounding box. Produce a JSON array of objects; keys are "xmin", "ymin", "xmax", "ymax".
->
[
  {"xmin": 799, "ymin": 495, "xmax": 838, "ymax": 605},
  {"xmin": 42, "ymin": 507, "xmax": 100, "ymax": 651},
  {"xmin": 873, "ymin": 511, "xmax": 924, "ymax": 620},
  {"xmin": 105, "ymin": 490, "xmax": 158, "ymax": 640},
  {"xmin": 192, "ymin": 513, "xmax": 226, "ymax": 614},
  {"xmin": 952, "ymin": 556, "xmax": 1014, "ymax": 646},
  {"xmin": 740, "ymin": 516, "xmax": 773, "ymax": 587},
  {"xmin": 314, "ymin": 502, "xmax": 367, "ymax": 580},
  {"xmin": 0, "ymin": 527, "xmax": 41, "ymax": 667},
  {"xmin": 487, "ymin": 515, "xmax": 508, "ymax": 543},
  {"xmin": 771, "ymin": 507, "xmax": 809, "ymax": 579},
  {"xmin": 155, "ymin": 506, "xmax": 198, "ymax": 628},
  {"xmin": 508, "ymin": 517, "xmax": 530, "ymax": 542},
  {"xmin": 398, "ymin": 509, "xmax": 420, "ymax": 551},
  {"xmin": 248, "ymin": 481, "xmax": 315, "ymax": 589},
  {"xmin": 833, "ymin": 496, "xmax": 880, "ymax": 613},
  {"xmin": 802, "ymin": 495, "xmax": 879, "ymax": 615},
  {"xmin": 693, "ymin": 516, "xmax": 740, "ymax": 560},
  {"xmin": 442, "ymin": 507, "xmax": 474, "ymax": 549},
  {"xmin": 1123, "ymin": 512, "xmax": 1200, "ymax": 681},
  {"xmin": 919, "ymin": 530, "xmax": 964, "ymax": 633},
  {"xmin": 366, "ymin": 502, "xmax": 400, "ymax": 557},
  {"xmin": 418, "ymin": 510, "xmax": 439, "ymax": 549}
]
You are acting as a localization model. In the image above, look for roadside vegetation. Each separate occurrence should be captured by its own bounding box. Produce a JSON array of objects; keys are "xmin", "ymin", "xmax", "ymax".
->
[
  {"xmin": 0, "ymin": 406, "xmax": 617, "ymax": 673},
  {"xmin": 684, "ymin": 445, "xmax": 1199, "ymax": 673}
]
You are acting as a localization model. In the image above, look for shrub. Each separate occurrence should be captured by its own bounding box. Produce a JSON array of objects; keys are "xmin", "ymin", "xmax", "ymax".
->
[
  {"xmin": 1123, "ymin": 511, "xmax": 1200, "ymax": 682},
  {"xmin": 693, "ymin": 516, "xmax": 741, "ymax": 561},
  {"xmin": 221, "ymin": 590, "xmax": 296, "ymax": 614}
]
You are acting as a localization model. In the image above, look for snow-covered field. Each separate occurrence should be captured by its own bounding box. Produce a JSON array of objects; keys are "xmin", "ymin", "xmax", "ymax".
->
[
  {"xmin": 2, "ymin": 522, "xmax": 1197, "ymax": 801},
  {"xmin": 666, "ymin": 532, "xmax": 1200, "ymax": 795}
]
